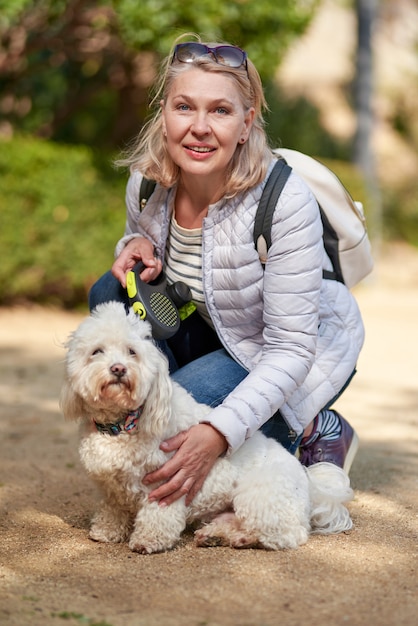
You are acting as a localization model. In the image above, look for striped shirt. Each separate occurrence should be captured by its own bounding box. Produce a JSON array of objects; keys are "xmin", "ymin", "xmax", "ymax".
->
[{"xmin": 164, "ymin": 214, "xmax": 212, "ymax": 326}]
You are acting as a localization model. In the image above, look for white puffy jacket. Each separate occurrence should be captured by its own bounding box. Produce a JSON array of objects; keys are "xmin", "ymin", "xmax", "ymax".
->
[{"xmin": 116, "ymin": 161, "xmax": 365, "ymax": 454}]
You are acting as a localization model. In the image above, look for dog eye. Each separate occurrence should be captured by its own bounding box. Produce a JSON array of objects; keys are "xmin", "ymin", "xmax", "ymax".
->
[
  {"xmin": 92, "ymin": 348, "xmax": 104, "ymax": 356},
  {"xmin": 128, "ymin": 348, "xmax": 137, "ymax": 356}
]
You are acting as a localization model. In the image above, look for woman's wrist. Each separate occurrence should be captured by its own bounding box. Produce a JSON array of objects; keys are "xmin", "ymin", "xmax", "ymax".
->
[{"xmin": 199, "ymin": 422, "xmax": 228, "ymax": 456}]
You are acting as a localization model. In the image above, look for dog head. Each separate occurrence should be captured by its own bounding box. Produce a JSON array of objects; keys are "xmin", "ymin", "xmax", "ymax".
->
[{"xmin": 60, "ymin": 301, "xmax": 173, "ymax": 436}]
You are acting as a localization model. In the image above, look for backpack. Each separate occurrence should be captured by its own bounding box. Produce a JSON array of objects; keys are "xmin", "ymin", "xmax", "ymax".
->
[{"xmin": 139, "ymin": 148, "xmax": 373, "ymax": 289}]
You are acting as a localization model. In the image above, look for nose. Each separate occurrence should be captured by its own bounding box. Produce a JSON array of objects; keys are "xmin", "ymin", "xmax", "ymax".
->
[
  {"xmin": 110, "ymin": 363, "xmax": 127, "ymax": 378},
  {"xmin": 190, "ymin": 112, "xmax": 211, "ymax": 136}
]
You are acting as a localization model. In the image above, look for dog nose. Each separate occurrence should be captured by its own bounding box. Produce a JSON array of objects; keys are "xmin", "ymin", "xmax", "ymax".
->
[{"xmin": 110, "ymin": 363, "xmax": 127, "ymax": 378}]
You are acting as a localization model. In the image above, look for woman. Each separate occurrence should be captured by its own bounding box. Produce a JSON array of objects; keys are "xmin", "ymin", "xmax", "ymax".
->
[{"xmin": 89, "ymin": 37, "xmax": 364, "ymax": 507}]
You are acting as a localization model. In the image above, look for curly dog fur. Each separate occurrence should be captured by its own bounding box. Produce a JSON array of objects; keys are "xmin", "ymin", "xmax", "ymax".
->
[{"xmin": 60, "ymin": 302, "xmax": 353, "ymax": 554}]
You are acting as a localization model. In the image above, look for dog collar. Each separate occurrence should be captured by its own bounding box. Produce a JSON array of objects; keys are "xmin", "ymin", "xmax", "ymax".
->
[{"xmin": 94, "ymin": 407, "xmax": 143, "ymax": 436}]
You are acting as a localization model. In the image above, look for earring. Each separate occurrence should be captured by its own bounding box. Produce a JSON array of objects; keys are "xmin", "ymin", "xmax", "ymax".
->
[{"xmin": 239, "ymin": 137, "xmax": 246, "ymax": 144}]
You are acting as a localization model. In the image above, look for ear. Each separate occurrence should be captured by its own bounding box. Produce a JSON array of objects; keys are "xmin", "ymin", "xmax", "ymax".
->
[
  {"xmin": 141, "ymin": 358, "xmax": 173, "ymax": 439},
  {"xmin": 241, "ymin": 106, "xmax": 255, "ymax": 143},
  {"xmin": 60, "ymin": 379, "xmax": 86, "ymax": 421}
]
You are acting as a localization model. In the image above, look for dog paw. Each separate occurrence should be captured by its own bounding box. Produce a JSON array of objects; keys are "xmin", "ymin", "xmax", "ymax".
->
[
  {"xmin": 194, "ymin": 531, "xmax": 225, "ymax": 548},
  {"xmin": 128, "ymin": 534, "xmax": 176, "ymax": 554},
  {"xmin": 129, "ymin": 542, "xmax": 159, "ymax": 554},
  {"xmin": 195, "ymin": 516, "xmax": 265, "ymax": 549},
  {"xmin": 89, "ymin": 526, "xmax": 127, "ymax": 544},
  {"xmin": 230, "ymin": 535, "xmax": 262, "ymax": 549}
]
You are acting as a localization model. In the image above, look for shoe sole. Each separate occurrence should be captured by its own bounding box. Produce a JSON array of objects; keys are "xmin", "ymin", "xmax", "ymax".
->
[{"xmin": 343, "ymin": 431, "xmax": 359, "ymax": 474}]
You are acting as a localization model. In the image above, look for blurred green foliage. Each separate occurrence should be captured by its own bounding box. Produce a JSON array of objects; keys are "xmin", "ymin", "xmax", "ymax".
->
[{"xmin": 0, "ymin": 135, "xmax": 126, "ymax": 307}]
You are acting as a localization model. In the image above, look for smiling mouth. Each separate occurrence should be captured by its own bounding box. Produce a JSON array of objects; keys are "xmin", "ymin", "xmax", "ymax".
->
[{"xmin": 186, "ymin": 145, "xmax": 214, "ymax": 153}]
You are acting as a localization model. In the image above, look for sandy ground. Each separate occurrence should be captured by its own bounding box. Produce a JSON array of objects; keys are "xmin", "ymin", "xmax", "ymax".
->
[{"xmin": 0, "ymin": 242, "xmax": 417, "ymax": 626}]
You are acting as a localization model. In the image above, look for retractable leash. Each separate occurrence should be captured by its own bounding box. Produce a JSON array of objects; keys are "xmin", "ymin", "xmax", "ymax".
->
[{"xmin": 126, "ymin": 261, "xmax": 195, "ymax": 340}]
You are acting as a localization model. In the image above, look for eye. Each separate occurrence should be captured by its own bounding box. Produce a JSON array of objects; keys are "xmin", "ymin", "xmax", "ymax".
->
[
  {"xmin": 215, "ymin": 106, "xmax": 229, "ymax": 115},
  {"xmin": 92, "ymin": 348, "xmax": 104, "ymax": 356},
  {"xmin": 177, "ymin": 103, "xmax": 190, "ymax": 111},
  {"xmin": 128, "ymin": 348, "xmax": 137, "ymax": 356}
]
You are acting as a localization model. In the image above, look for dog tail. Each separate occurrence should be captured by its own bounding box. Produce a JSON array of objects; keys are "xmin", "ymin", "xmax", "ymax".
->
[{"xmin": 306, "ymin": 462, "xmax": 354, "ymax": 534}]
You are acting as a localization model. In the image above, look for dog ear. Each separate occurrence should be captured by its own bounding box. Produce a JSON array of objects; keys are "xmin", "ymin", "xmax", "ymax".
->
[
  {"xmin": 60, "ymin": 379, "xmax": 86, "ymax": 421},
  {"xmin": 140, "ymin": 360, "xmax": 174, "ymax": 438}
]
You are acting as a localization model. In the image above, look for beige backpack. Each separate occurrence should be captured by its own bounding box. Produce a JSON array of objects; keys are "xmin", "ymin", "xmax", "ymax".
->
[{"xmin": 253, "ymin": 148, "xmax": 374, "ymax": 288}]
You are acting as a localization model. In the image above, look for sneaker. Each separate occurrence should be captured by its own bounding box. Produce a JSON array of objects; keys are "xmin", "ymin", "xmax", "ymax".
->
[{"xmin": 299, "ymin": 411, "xmax": 359, "ymax": 473}]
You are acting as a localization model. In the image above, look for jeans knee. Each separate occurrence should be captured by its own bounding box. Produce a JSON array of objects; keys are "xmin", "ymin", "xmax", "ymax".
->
[
  {"xmin": 88, "ymin": 271, "xmax": 128, "ymax": 312},
  {"xmin": 88, "ymin": 279, "xmax": 102, "ymax": 311}
]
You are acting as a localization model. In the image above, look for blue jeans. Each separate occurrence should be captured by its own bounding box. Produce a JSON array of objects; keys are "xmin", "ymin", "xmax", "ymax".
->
[
  {"xmin": 89, "ymin": 271, "xmax": 303, "ymax": 453},
  {"xmin": 89, "ymin": 270, "xmax": 131, "ymax": 312}
]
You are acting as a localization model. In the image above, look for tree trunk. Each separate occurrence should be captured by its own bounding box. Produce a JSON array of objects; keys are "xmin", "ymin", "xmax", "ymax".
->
[{"xmin": 352, "ymin": 0, "xmax": 382, "ymax": 254}]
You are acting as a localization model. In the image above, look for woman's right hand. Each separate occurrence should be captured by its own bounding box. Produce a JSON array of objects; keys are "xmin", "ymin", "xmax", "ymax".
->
[{"xmin": 111, "ymin": 237, "xmax": 163, "ymax": 288}]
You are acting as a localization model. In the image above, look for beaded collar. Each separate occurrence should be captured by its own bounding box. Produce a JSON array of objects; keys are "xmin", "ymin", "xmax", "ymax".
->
[{"xmin": 94, "ymin": 407, "xmax": 143, "ymax": 436}]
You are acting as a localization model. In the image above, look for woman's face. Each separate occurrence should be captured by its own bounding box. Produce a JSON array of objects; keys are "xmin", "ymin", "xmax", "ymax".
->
[{"xmin": 161, "ymin": 68, "xmax": 255, "ymax": 184}]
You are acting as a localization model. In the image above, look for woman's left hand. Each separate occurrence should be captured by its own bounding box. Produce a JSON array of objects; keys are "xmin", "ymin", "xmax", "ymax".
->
[{"xmin": 143, "ymin": 423, "xmax": 228, "ymax": 507}]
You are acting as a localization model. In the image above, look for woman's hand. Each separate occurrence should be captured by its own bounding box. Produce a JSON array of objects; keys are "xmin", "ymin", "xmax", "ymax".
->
[
  {"xmin": 112, "ymin": 237, "xmax": 163, "ymax": 288},
  {"xmin": 143, "ymin": 423, "xmax": 228, "ymax": 507}
]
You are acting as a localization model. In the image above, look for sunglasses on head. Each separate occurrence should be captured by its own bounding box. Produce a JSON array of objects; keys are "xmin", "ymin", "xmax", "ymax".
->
[{"xmin": 172, "ymin": 42, "xmax": 248, "ymax": 74}]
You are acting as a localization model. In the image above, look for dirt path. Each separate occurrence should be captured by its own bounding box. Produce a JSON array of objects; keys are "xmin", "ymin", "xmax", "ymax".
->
[{"xmin": 0, "ymin": 243, "xmax": 417, "ymax": 626}]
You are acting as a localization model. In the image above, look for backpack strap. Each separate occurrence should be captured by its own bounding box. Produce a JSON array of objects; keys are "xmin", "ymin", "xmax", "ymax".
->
[
  {"xmin": 139, "ymin": 177, "xmax": 157, "ymax": 210},
  {"xmin": 318, "ymin": 207, "xmax": 344, "ymax": 283},
  {"xmin": 253, "ymin": 159, "xmax": 292, "ymax": 264}
]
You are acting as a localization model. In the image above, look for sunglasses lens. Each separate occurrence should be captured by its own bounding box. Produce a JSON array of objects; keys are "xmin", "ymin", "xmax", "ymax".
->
[
  {"xmin": 215, "ymin": 46, "xmax": 246, "ymax": 68},
  {"xmin": 175, "ymin": 43, "xmax": 208, "ymax": 63}
]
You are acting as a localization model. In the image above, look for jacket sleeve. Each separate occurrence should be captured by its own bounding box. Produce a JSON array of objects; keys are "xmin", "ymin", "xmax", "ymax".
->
[{"xmin": 203, "ymin": 173, "xmax": 325, "ymax": 454}]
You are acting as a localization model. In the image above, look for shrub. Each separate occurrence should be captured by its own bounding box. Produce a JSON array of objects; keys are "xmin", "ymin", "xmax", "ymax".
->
[{"xmin": 0, "ymin": 135, "xmax": 126, "ymax": 306}]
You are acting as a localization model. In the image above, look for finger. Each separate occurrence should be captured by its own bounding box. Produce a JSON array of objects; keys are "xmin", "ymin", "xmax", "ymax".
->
[
  {"xmin": 143, "ymin": 449, "xmax": 184, "ymax": 486},
  {"xmin": 185, "ymin": 475, "xmax": 205, "ymax": 506},
  {"xmin": 157, "ymin": 477, "xmax": 195, "ymax": 508},
  {"xmin": 112, "ymin": 251, "xmax": 137, "ymax": 287},
  {"xmin": 160, "ymin": 431, "xmax": 187, "ymax": 454},
  {"xmin": 139, "ymin": 263, "xmax": 161, "ymax": 283},
  {"xmin": 139, "ymin": 249, "xmax": 159, "ymax": 267},
  {"xmin": 111, "ymin": 259, "xmax": 127, "ymax": 286},
  {"xmin": 143, "ymin": 465, "xmax": 168, "ymax": 486},
  {"xmin": 147, "ymin": 472, "xmax": 192, "ymax": 505}
]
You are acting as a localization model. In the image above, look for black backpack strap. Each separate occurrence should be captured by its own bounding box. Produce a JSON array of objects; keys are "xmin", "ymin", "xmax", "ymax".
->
[
  {"xmin": 139, "ymin": 177, "xmax": 157, "ymax": 211},
  {"xmin": 318, "ymin": 207, "xmax": 344, "ymax": 283},
  {"xmin": 253, "ymin": 159, "xmax": 292, "ymax": 264}
]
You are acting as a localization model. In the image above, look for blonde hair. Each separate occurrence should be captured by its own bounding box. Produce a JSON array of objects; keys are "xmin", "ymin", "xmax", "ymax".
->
[{"xmin": 118, "ymin": 36, "xmax": 273, "ymax": 197}]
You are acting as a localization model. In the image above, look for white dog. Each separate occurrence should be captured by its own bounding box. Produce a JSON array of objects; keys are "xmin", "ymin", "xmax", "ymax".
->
[{"xmin": 60, "ymin": 301, "xmax": 353, "ymax": 554}]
